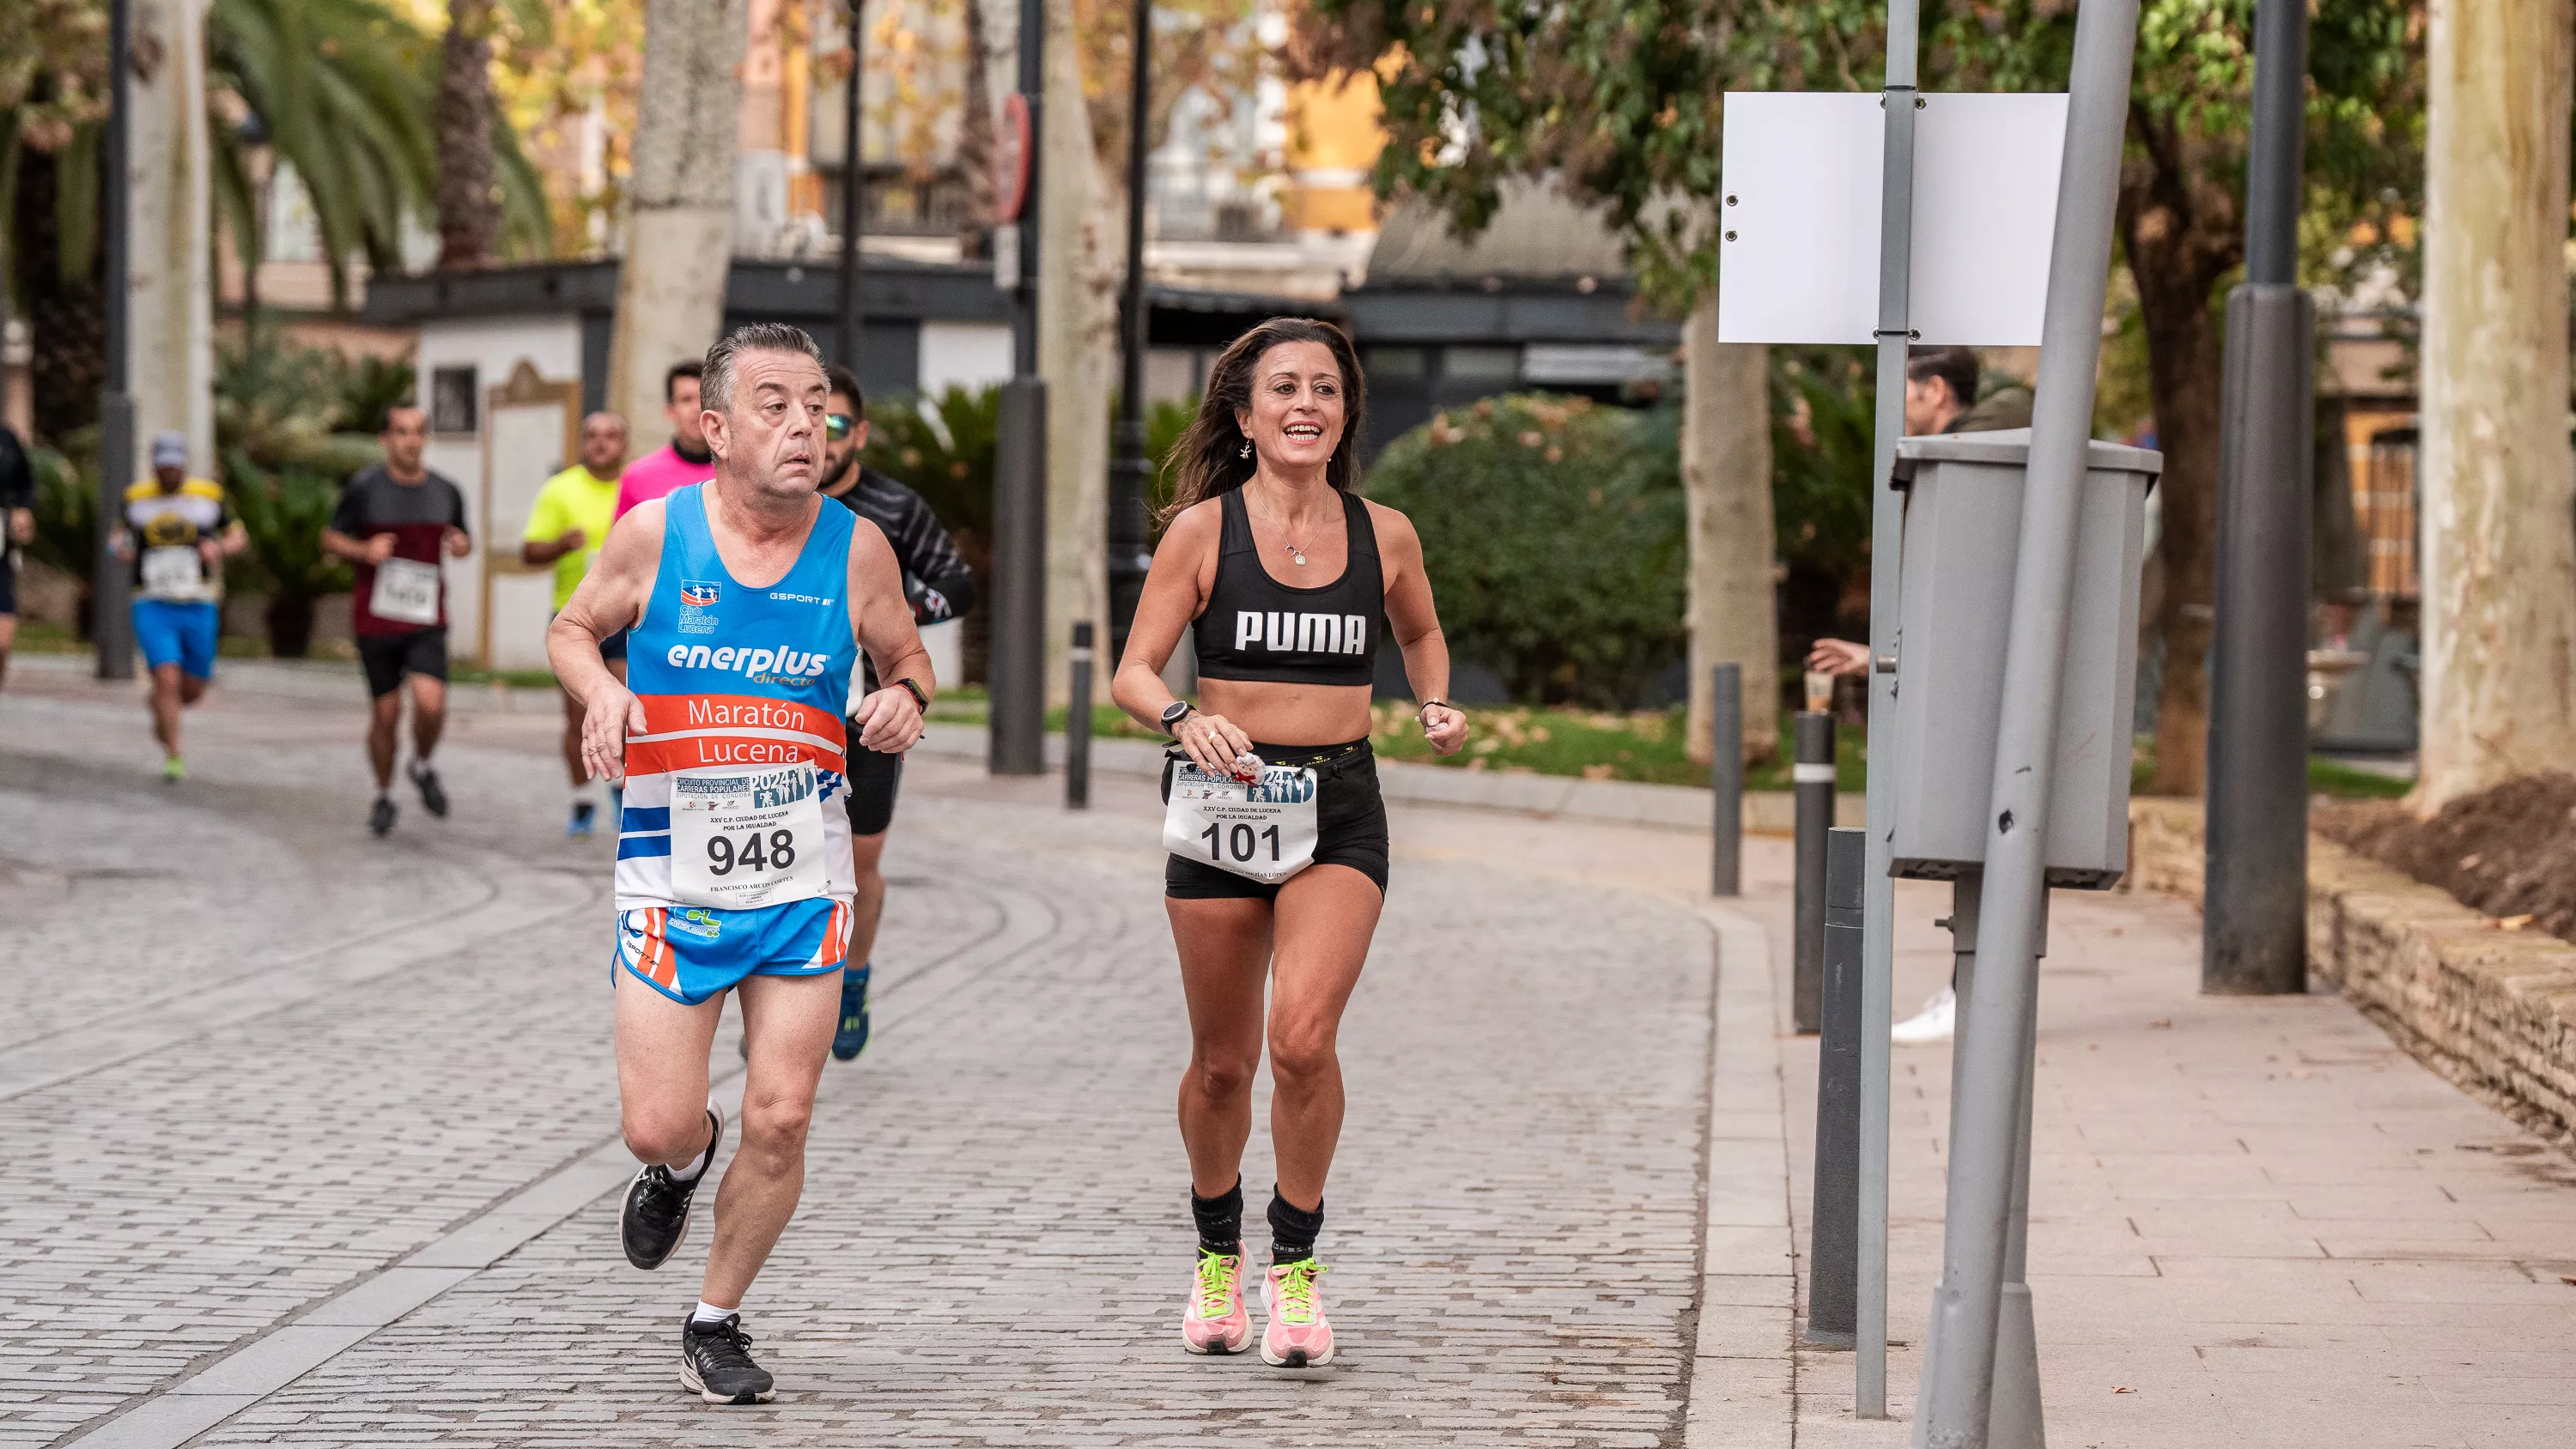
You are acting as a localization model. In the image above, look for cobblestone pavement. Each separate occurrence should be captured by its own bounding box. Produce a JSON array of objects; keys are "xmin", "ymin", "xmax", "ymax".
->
[{"xmin": 1, "ymin": 669, "xmax": 1723, "ymax": 1447}]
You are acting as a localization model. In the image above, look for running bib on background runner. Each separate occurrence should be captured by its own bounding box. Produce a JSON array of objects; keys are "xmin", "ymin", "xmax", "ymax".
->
[
  {"xmin": 369, "ymin": 556, "xmax": 441, "ymax": 625},
  {"xmin": 141, "ymin": 545, "xmax": 205, "ymax": 597},
  {"xmin": 1162, "ymin": 760, "xmax": 1318, "ymax": 885},
  {"xmin": 669, "ymin": 761, "xmax": 828, "ymax": 909}
]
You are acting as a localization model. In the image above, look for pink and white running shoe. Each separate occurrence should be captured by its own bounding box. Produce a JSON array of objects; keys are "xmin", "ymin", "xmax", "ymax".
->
[
  {"xmin": 1182, "ymin": 1249, "xmax": 1251, "ymax": 1355},
  {"xmin": 1260, "ymin": 1259, "xmax": 1334, "ymax": 1367}
]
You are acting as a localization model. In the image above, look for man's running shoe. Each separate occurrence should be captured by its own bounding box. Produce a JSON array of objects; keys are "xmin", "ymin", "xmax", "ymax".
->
[
  {"xmin": 679, "ymin": 1313, "xmax": 775, "ymax": 1404},
  {"xmin": 368, "ymin": 796, "xmax": 397, "ymax": 837},
  {"xmin": 161, "ymin": 756, "xmax": 185, "ymax": 784},
  {"xmin": 622, "ymin": 1105, "xmax": 723, "ymax": 1270},
  {"xmin": 407, "ymin": 759, "xmax": 449, "ymax": 817},
  {"xmin": 1261, "ymin": 1259, "xmax": 1334, "ymax": 1367},
  {"xmin": 568, "ymin": 799, "xmax": 597, "ymax": 837},
  {"xmin": 830, "ymin": 962, "xmax": 873, "ymax": 1062},
  {"xmin": 1181, "ymin": 1249, "xmax": 1251, "ymax": 1355}
]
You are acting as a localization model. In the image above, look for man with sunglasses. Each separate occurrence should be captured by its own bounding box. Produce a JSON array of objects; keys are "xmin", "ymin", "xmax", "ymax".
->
[{"xmin": 812, "ymin": 363, "xmax": 975, "ymax": 1062}]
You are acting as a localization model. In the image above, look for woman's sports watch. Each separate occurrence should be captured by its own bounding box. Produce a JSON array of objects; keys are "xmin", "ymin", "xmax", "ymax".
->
[{"xmin": 1160, "ymin": 700, "xmax": 1196, "ymax": 735}]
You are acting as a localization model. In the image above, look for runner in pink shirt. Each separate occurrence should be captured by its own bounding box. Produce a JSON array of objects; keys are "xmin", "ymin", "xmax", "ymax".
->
[{"xmin": 612, "ymin": 359, "xmax": 720, "ymax": 520}]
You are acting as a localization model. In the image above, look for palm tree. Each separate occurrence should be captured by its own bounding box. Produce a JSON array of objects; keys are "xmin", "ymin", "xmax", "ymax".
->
[
  {"xmin": 204, "ymin": 0, "xmax": 549, "ymax": 306},
  {"xmin": 433, "ymin": 0, "xmax": 500, "ymax": 270}
]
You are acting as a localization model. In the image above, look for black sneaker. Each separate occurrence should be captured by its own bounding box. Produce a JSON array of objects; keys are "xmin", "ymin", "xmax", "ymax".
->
[
  {"xmin": 622, "ymin": 1105, "xmax": 723, "ymax": 1270},
  {"xmin": 368, "ymin": 796, "xmax": 397, "ymax": 837},
  {"xmin": 407, "ymin": 760, "xmax": 449, "ymax": 817},
  {"xmin": 680, "ymin": 1313, "xmax": 775, "ymax": 1404}
]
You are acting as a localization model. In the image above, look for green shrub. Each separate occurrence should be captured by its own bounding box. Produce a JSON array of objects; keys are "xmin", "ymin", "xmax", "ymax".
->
[
  {"xmin": 862, "ymin": 385, "xmax": 1000, "ymax": 540},
  {"xmin": 27, "ymin": 446, "xmax": 96, "ymax": 586},
  {"xmin": 1364, "ymin": 393, "xmax": 1685, "ymax": 707}
]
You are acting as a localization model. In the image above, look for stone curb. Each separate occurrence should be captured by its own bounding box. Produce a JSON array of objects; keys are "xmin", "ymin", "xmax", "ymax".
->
[{"xmin": 2126, "ymin": 797, "xmax": 2576, "ymax": 1140}]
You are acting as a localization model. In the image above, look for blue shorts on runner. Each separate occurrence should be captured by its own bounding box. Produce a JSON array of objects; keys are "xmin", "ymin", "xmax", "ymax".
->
[
  {"xmin": 132, "ymin": 598, "xmax": 220, "ymax": 679},
  {"xmin": 613, "ymin": 898, "xmax": 854, "ymax": 1006}
]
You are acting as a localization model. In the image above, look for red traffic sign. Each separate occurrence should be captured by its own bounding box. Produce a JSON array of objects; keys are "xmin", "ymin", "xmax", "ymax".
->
[{"xmin": 996, "ymin": 94, "xmax": 1033, "ymax": 224}]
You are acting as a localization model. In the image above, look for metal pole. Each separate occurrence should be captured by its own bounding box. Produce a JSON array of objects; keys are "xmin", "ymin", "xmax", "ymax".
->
[
  {"xmin": 835, "ymin": 0, "xmax": 866, "ymax": 371},
  {"xmin": 1915, "ymin": 875, "xmax": 2044, "ymax": 1449},
  {"xmin": 1066, "ymin": 620, "xmax": 1094, "ymax": 808},
  {"xmin": 1806, "ymin": 826, "xmax": 1867, "ymax": 1345},
  {"xmin": 1710, "ymin": 662, "xmax": 1742, "ymax": 896},
  {"xmin": 1792, "ymin": 711, "xmax": 1836, "ymax": 1033},
  {"xmin": 988, "ymin": 0, "xmax": 1048, "ymax": 775},
  {"xmin": 1104, "ymin": 0, "xmax": 1153, "ymax": 660},
  {"xmin": 1854, "ymin": 0, "xmax": 1921, "ymax": 1411},
  {"xmin": 2204, "ymin": 0, "xmax": 2312, "ymax": 996},
  {"xmin": 1916, "ymin": 3, "xmax": 2139, "ymax": 1444},
  {"xmin": 94, "ymin": 0, "xmax": 136, "ymax": 681}
]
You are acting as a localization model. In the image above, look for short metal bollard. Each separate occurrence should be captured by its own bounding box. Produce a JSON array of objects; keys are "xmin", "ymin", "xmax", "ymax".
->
[
  {"xmin": 1791, "ymin": 711, "xmax": 1837, "ymax": 1034},
  {"xmin": 1710, "ymin": 663, "xmax": 1742, "ymax": 897},
  {"xmin": 1066, "ymin": 621, "xmax": 1094, "ymax": 810},
  {"xmin": 1807, "ymin": 825, "xmax": 1867, "ymax": 1344}
]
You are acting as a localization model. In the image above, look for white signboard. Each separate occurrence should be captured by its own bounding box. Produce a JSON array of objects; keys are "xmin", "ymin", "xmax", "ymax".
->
[{"xmin": 1717, "ymin": 92, "xmax": 2069, "ymax": 346}]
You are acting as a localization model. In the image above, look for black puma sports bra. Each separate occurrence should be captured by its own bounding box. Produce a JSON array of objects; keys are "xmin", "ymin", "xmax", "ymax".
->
[{"xmin": 1193, "ymin": 488, "xmax": 1383, "ymax": 688}]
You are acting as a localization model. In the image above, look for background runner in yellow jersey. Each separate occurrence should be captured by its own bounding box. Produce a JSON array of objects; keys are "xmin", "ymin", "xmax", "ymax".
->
[{"xmin": 523, "ymin": 411, "xmax": 632, "ymax": 835}]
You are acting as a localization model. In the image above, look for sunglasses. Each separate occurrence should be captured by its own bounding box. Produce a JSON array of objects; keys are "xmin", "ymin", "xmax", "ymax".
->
[{"xmin": 824, "ymin": 412, "xmax": 857, "ymax": 441}]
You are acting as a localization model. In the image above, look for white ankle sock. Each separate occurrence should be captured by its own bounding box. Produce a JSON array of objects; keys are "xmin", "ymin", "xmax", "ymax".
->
[
  {"xmin": 690, "ymin": 1300, "xmax": 737, "ymax": 1325},
  {"xmin": 669, "ymin": 1105, "xmax": 716, "ymax": 1181}
]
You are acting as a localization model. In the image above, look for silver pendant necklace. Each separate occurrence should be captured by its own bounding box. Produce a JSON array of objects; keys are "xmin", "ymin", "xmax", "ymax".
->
[{"xmin": 1285, "ymin": 539, "xmax": 1309, "ymax": 567}]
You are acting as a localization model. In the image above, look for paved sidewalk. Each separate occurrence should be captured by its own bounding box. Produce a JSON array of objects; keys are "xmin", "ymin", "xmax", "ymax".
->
[{"xmin": 4, "ymin": 668, "xmax": 2571, "ymax": 1446}]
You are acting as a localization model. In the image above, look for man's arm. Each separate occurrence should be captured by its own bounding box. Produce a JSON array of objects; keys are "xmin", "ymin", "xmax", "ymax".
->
[
  {"xmin": 844, "ymin": 521, "xmax": 931, "ymax": 754},
  {"xmin": 548, "ymin": 500, "xmax": 665, "ymax": 782},
  {"xmin": 878, "ymin": 482, "xmax": 976, "ymax": 622},
  {"xmin": 319, "ymin": 482, "xmax": 387, "ymax": 563}
]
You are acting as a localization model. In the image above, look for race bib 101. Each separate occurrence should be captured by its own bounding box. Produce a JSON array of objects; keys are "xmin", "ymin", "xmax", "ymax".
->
[
  {"xmin": 370, "ymin": 555, "xmax": 441, "ymax": 626},
  {"xmin": 668, "ymin": 761, "xmax": 829, "ymax": 910},
  {"xmin": 1161, "ymin": 759, "xmax": 1319, "ymax": 885}
]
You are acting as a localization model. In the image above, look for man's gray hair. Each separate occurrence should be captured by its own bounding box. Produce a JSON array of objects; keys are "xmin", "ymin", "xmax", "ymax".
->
[{"xmin": 700, "ymin": 323, "xmax": 825, "ymax": 415}]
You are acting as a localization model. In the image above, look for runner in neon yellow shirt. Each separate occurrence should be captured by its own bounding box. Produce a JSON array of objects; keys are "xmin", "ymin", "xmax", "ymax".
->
[{"xmin": 522, "ymin": 411, "xmax": 630, "ymax": 835}]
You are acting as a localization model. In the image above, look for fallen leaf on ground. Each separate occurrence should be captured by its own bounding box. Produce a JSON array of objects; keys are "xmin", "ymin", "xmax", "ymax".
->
[
  {"xmin": 2496, "ymin": 914, "xmax": 2534, "ymax": 931},
  {"xmin": 2148, "ymin": 1018, "xmax": 2172, "ymax": 1029},
  {"xmin": 2560, "ymin": 1275, "xmax": 2575, "ymax": 1287},
  {"xmin": 2112, "ymin": 1385, "xmax": 2134, "ymax": 1393}
]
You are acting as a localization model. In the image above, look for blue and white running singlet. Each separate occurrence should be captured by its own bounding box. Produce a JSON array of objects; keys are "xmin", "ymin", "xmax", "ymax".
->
[{"xmin": 612, "ymin": 485, "xmax": 860, "ymax": 1003}]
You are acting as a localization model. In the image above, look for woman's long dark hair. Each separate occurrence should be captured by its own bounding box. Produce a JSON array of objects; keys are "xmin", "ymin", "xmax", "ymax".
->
[{"xmin": 1157, "ymin": 317, "xmax": 1366, "ymax": 524}]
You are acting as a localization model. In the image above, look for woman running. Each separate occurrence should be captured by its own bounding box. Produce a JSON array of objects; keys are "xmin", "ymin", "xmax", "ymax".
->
[{"xmin": 1112, "ymin": 317, "xmax": 1467, "ymax": 1367}]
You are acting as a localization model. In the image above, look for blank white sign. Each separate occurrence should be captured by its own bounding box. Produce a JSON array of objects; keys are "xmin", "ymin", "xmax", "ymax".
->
[{"xmin": 1716, "ymin": 92, "xmax": 2069, "ymax": 346}]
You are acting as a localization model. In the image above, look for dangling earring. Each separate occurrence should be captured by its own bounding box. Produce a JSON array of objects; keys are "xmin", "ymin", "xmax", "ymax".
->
[{"xmin": 1238, "ymin": 439, "xmax": 1254, "ymax": 459}]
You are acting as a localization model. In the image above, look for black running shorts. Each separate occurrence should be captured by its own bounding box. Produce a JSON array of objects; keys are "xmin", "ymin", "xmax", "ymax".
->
[
  {"xmin": 1162, "ymin": 739, "xmax": 1389, "ymax": 901},
  {"xmin": 357, "ymin": 627, "xmax": 449, "ymax": 699},
  {"xmin": 844, "ymin": 744, "xmax": 904, "ymax": 837}
]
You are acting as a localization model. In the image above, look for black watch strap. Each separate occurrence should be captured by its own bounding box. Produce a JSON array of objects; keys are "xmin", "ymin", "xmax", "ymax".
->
[{"xmin": 1161, "ymin": 700, "xmax": 1195, "ymax": 733}]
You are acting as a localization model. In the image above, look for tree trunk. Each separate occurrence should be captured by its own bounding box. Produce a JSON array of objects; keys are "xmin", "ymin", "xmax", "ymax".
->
[
  {"xmin": 2415, "ymin": 0, "xmax": 2576, "ymax": 809},
  {"xmin": 15, "ymin": 120, "xmax": 107, "ymax": 446},
  {"xmin": 1038, "ymin": 0, "xmax": 1114, "ymax": 707},
  {"xmin": 2118, "ymin": 128, "xmax": 2241, "ymax": 798},
  {"xmin": 128, "ymin": 0, "xmax": 217, "ymax": 477},
  {"xmin": 607, "ymin": 0, "xmax": 748, "ymax": 454},
  {"xmin": 955, "ymin": 0, "xmax": 997, "ymax": 260},
  {"xmin": 434, "ymin": 0, "xmax": 501, "ymax": 271},
  {"xmin": 1681, "ymin": 300, "xmax": 1779, "ymax": 767}
]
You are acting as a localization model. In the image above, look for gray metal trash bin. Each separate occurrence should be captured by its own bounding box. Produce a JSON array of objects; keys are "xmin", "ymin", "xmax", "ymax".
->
[{"xmin": 1885, "ymin": 428, "xmax": 2160, "ymax": 888}]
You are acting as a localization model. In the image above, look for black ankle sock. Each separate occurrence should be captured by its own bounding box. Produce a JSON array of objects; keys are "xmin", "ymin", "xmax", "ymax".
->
[
  {"xmin": 1190, "ymin": 1179, "xmax": 1243, "ymax": 1257},
  {"xmin": 1267, "ymin": 1190, "xmax": 1325, "ymax": 1265}
]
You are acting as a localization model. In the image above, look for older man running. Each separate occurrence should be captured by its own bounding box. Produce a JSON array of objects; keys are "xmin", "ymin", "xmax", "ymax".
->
[{"xmin": 548, "ymin": 323, "xmax": 932, "ymax": 1404}]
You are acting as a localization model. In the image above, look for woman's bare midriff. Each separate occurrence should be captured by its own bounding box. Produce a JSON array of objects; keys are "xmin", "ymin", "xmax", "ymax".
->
[{"xmin": 1198, "ymin": 676, "xmax": 1376, "ymax": 747}]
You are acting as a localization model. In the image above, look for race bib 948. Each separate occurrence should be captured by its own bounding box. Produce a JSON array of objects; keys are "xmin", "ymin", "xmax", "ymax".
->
[{"xmin": 669, "ymin": 761, "xmax": 829, "ymax": 909}]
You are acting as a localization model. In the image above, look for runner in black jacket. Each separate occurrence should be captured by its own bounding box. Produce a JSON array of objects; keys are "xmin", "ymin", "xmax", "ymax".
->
[{"xmin": 812, "ymin": 363, "xmax": 976, "ymax": 1061}]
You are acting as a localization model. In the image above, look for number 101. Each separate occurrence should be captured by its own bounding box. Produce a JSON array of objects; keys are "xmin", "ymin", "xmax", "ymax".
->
[{"xmin": 1200, "ymin": 821, "xmax": 1280, "ymax": 864}]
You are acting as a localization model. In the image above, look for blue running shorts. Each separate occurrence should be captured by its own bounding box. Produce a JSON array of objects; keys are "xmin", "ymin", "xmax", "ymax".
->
[
  {"xmin": 613, "ymin": 897, "xmax": 854, "ymax": 1006},
  {"xmin": 132, "ymin": 599, "xmax": 220, "ymax": 680}
]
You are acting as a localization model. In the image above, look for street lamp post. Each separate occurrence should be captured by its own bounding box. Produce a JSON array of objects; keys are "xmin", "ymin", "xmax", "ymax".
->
[
  {"xmin": 2204, "ymin": 0, "xmax": 2313, "ymax": 996},
  {"xmin": 1105, "ymin": 0, "xmax": 1153, "ymax": 659},
  {"xmin": 987, "ymin": 0, "xmax": 1048, "ymax": 775},
  {"xmin": 836, "ymin": 0, "xmax": 866, "ymax": 374},
  {"xmin": 94, "ymin": 0, "xmax": 136, "ymax": 681}
]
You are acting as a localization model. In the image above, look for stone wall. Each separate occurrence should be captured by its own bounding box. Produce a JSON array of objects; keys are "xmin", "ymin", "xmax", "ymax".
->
[{"xmin": 2127, "ymin": 798, "xmax": 2576, "ymax": 1142}]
